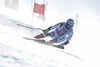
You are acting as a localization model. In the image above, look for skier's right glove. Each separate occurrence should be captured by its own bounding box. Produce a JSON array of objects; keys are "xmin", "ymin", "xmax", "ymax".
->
[{"xmin": 43, "ymin": 27, "xmax": 51, "ymax": 35}]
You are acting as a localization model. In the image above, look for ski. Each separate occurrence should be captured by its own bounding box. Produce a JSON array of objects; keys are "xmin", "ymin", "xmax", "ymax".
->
[
  {"xmin": 23, "ymin": 37, "xmax": 64, "ymax": 49},
  {"xmin": 52, "ymin": 45, "xmax": 64, "ymax": 49},
  {"xmin": 23, "ymin": 37, "xmax": 45, "ymax": 44}
]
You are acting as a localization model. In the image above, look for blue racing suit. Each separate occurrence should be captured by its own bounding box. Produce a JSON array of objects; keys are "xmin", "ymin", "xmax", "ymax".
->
[{"xmin": 48, "ymin": 22, "xmax": 73, "ymax": 45}]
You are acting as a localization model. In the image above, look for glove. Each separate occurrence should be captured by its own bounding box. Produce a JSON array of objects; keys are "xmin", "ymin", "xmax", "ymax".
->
[
  {"xmin": 64, "ymin": 41, "xmax": 69, "ymax": 45},
  {"xmin": 58, "ymin": 41, "xmax": 69, "ymax": 47},
  {"xmin": 43, "ymin": 27, "xmax": 51, "ymax": 34},
  {"xmin": 43, "ymin": 29, "xmax": 49, "ymax": 35}
]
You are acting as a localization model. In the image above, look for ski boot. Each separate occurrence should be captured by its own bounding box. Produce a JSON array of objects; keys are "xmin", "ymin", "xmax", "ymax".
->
[
  {"xmin": 34, "ymin": 33, "xmax": 51, "ymax": 39},
  {"xmin": 34, "ymin": 33, "xmax": 46, "ymax": 39},
  {"xmin": 53, "ymin": 43, "xmax": 65, "ymax": 49},
  {"xmin": 34, "ymin": 28, "xmax": 51, "ymax": 39}
]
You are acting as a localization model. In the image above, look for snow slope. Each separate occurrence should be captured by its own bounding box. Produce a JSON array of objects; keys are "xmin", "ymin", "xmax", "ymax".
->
[{"xmin": 0, "ymin": 17, "xmax": 81, "ymax": 67}]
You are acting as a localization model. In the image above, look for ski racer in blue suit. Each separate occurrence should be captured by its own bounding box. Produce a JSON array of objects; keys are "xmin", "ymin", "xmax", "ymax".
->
[{"xmin": 35, "ymin": 19, "xmax": 74, "ymax": 49}]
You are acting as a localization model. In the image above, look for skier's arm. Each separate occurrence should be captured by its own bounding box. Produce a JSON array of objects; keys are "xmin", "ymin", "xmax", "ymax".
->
[
  {"xmin": 49, "ymin": 22, "xmax": 64, "ymax": 30},
  {"xmin": 43, "ymin": 22, "xmax": 64, "ymax": 34},
  {"xmin": 64, "ymin": 30, "xmax": 73, "ymax": 45},
  {"xmin": 58, "ymin": 29, "xmax": 73, "ymax": 45}
]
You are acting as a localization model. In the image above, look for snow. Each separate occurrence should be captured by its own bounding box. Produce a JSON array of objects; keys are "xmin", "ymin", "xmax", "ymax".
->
[
  {"xmin": 0, "ymin": 0, "xmax": 100, "ymax": 67},
  {"xmin": 0, "ymin": 19, "xmax": 81, "ymax": 67}
]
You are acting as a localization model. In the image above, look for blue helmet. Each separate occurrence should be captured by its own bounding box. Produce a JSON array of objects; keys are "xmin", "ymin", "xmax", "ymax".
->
[{"xmin": 66, "ymin": 19, "xmax": 74, "ymax": 29}]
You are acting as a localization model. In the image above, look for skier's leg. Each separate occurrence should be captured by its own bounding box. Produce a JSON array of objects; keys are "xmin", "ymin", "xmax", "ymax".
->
[
  {"xmin": 49, "ymin": 36, "xmax": 65, "ymax": 43},
  {"xmin": 47, "ymin": 31, "xmax": 59, "ymax": 43},
  {"xmin": 34, "ymin": 33, "xmax": 51, "ymax": 39},
  {"xmin": 49, "ymin": 38, "xmax": 57, "ymax": 43}
]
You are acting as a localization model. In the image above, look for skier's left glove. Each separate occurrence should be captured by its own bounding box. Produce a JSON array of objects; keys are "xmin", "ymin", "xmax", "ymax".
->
[
  {"xmin": 43, "ymin": 27, "xmax": 51, "ymax": 34},
  {"xmin": 58, "ymin": 41, "xmax": 69, "ymax": 46},
  {"xmin": 64, "ymin": 41, "xmax": 69, "ymax": 45}
]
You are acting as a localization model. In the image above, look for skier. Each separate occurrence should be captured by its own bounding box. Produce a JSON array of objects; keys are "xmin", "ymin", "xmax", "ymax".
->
[{"xmin": 35, "ymin": 18, "xmax": 74, "ymax": 49}]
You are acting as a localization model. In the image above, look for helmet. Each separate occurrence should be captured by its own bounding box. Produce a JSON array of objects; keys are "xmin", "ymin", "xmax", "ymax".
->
[{"xmin": 66, "ymin": 19, "xmax": 74, "ymax": 29}]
